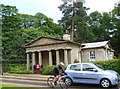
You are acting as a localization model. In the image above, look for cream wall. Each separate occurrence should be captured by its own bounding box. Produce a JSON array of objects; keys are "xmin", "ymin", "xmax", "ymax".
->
[
  {"xmin": 70, "ymin": 44, "xmax": 81, "ymax": 63},
  {"xmin": 82, "ymin": 48, "xmax": 106, "ymax": 62}
]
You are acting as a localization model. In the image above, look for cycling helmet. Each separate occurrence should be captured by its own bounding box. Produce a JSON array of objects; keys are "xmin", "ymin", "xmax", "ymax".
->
[{"xmin": 60, "ymin": 62, "xmax": 64, "ymax": 66}]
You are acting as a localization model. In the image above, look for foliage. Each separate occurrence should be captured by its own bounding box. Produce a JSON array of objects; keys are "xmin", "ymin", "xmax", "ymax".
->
[
  {"xmin": 41, "ymin": 65, "xmax": 55, "ymax": 75},
  {"xmin": 58, "ymin": 1, "xmax": 120, "ymax": 56},
  {"xmin": 94, "ymin": 59, "xmax": 120, "ymax": 74},
  {"xmin": 41, "ymin": 65, "xmax": 66, "ymax": 75},
  {"xmin": 1, "ymin": 4, "xmax": 63, "ymax": 60},
  {"xmin": 1, "ymin": 0, "xmax": 120, "ymax": 62},
  {"xmin": 8, "ymin": 64, "xmax": 34, "ymax": 74},
  {"xmin": 58, "ymin": 1, "xmax": 90, "ymax": 42}
]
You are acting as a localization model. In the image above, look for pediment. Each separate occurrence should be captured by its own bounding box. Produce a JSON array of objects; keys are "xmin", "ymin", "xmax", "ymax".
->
[{"xmin": 25, "ymin": 36, "xmax": 66, "ymax": 47}]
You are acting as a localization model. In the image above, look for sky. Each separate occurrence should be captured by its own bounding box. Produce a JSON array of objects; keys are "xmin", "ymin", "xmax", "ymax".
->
[{"xmin": 1, "ymin": 0, "xmax": 120, "ymax": 23}]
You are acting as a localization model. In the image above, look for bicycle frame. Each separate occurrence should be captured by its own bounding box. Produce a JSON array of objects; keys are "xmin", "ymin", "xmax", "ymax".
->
[{"xmin": 47, "ymin": 75, "xmax": 68, "ymax": 89}]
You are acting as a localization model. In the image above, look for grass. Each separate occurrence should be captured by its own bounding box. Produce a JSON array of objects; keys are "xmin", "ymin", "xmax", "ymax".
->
[
  {"xmin": 0, "ymin": 84, "xmax": 18, "ymax": 88},
  {"xmin": 0, "ymin": 84, "xmax": 49, "ymax": 89}
]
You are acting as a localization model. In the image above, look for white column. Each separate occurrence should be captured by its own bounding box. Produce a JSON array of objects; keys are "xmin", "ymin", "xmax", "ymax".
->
[
  {"xmin": 64, "ymin": 49, "xmax": 68, "ymax": 66},
  {"xmin": 56, "ymin": 50, "xmax": 60, "ymax": 65},
  {"xmin": 27, "ymin": 53, "xmax": 30, "ymax": 70},
  {"xmin": 49, "ymin": 51, "xmax": 52, "ymax": 66},
  {"xmin": 32, "ymin": 52, "xmax": 36, "ymax": 70},
  {"xmin": 39, "ymin": 51, "xmax": 42, "ymax": 65}
]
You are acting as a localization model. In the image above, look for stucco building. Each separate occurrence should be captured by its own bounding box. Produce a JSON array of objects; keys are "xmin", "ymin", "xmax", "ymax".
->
[
  {"xmin": 25, "ymin": 36, "xmax": 81, "ymax": 70},
  {"xmin": 25, "ymin": 36, "xmax": 114, "ymax": 70},
  {"xmin": 81, "ymin": 41, "xmax": 114, "ymax": 62}
]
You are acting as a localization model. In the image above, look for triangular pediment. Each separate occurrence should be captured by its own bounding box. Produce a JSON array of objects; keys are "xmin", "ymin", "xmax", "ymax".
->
[{"xmin": 25, "ymin": 36, "xmax": 67, "ymax": 47}]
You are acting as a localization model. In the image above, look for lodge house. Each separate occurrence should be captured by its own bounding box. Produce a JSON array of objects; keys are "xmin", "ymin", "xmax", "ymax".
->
[{"xmin": 25, "ymin": 34, "xmax": 114, "ymax": 70}]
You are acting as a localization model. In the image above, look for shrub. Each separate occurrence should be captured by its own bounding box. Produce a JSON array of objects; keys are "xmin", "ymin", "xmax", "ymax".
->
[
  {"xmin": 41, "ymin": 65, "xmax": 66, "ymax": 75},
  {"xmin": 94, "ymin": 59, "xmax": 120, "ymax": 74},
  {"xmin": 41, "ymin": 65, "xmax": 55, "ymax": 75},
  {"xmin": 8, "ymin": 64, "xmax": 34, "ymax": 74}
]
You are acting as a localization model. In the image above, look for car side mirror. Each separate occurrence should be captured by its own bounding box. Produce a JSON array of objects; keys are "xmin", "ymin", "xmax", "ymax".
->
[{"xmin": 93, "ymin": 69, "xmax": 98, "ymax": 72}]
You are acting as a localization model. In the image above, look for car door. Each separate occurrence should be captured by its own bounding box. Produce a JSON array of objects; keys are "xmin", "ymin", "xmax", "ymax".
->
[
  {"xmin": 68, "ymin": 64, "xmax": 82, "ymax": 83},
  {"xmin": 80, "ymin": 64, "xmax": 99, "ymax": 84}
]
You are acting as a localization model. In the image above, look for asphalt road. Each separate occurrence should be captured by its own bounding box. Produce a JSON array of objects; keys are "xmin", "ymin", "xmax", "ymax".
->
[{"xmin": 2, "ymin": 77, "xmax": 120, "ymax": 89}]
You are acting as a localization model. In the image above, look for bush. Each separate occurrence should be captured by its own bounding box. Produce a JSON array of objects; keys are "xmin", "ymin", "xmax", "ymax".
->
[
  {"xmin": 41, "ymin": 65, "xmax": 55, "ymax": 75},
  {"xmin": 8, "ymin": 64, "xmax": 34, "ymax": 74},
  {"xmin": 94, "ymin": 59, "xmax": 120, "ymax": 74},
  {"xmin": 41, "ymin": 65, "xmax": 66, "ymax": 75}
]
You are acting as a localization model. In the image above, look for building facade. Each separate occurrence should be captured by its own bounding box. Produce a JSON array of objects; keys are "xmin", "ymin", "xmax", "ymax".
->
[
  {"xmin": 25, "ymin": 36, "xmax": 81, "ymax": 70},
  {"xmin": 81, "ymin": 41, "xmax": 114, "ymax": 62},
  {"xmin": 25, "ymin": 36, "xmax": 114, "ymax": 70}
]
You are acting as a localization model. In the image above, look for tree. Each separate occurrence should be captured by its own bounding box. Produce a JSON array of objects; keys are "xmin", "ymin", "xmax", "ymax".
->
[
  {"xmin": 110, "ymin": 2, "xmax": 120, "ymax": 56},
  {"xmin": 58, "ymin": 0, "xmax": 90, "ymax": 42},
  {"xmin": 1, "ymin": 4, "xmax": 22, "ymax": 59},
  {"xmin": 88, "ymin": 11, "xmax": 114, "ymax": 42},
  {"xmin": 1, "ymin": 4, "xmax": 63, "ymax": 60}
]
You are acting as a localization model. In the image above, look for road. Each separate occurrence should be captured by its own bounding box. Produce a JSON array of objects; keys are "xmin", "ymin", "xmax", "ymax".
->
[
  {"xmin": 2, "ymin": 77, "xmax": 47, "ymax": 87},
  {"xmin": 1, "ymin": 77, "xmax": 120, "ymax": 89}
]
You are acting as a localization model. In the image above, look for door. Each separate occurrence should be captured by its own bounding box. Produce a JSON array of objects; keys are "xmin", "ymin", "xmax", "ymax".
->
[
  {"xmin": 68, "ymin": 64, "xmax": 82, "ymax": 83},
  {"xmin": 80, "ymin": 64, "xmax": 99, "ymax": 84}
]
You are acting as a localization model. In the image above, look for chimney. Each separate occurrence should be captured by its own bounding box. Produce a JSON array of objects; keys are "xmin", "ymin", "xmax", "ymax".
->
[{"xmin": 63, "ymin": 30, "xmax": 71, "ymax": 41}]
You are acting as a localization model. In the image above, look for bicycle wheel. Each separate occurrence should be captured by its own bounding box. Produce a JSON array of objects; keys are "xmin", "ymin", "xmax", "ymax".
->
[
  {"xmin": 47, "ymin": 76, "xmax": 54, "ymax": 88},
  {"xmin": 59, "ymin": 77, "xmax": 68, "ymax": 89}
]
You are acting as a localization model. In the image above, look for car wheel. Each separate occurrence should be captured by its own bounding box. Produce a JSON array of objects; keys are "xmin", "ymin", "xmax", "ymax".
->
[
  {"xmin": 100, "ymin": 78, "xmax": 111, "ymax": 88},
  {"xmin": 65, "ymin": 77, "xmax": 73, "ymax": 86}
]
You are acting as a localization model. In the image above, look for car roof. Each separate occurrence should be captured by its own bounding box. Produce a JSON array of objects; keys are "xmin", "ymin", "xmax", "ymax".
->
[{"xmin": 68, "ymin": 62, "xmax": 94, "ymax": 66}]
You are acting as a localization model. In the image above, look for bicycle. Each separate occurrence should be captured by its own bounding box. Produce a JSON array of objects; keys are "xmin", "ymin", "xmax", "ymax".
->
[{"xmin": 47, "ymin": 74, "xmax": 68, "ymax": 89}]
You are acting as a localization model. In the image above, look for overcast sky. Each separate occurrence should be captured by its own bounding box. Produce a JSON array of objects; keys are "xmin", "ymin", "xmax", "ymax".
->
[{"xmin": 1, "ymin": 0, "xmax": 120, "ymax": 23}]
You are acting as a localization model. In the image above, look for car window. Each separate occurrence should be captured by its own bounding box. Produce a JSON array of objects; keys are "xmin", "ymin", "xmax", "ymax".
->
[
  {"xmin": 70, "ymin": 64, "xmax": 81, "ymax": 71},
  {"xmin": 82, "ymin": 64, "xmax": 96, "ymax": 71}
]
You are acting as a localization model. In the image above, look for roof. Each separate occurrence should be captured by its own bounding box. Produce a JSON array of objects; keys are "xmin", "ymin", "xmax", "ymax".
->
[
  {"xmin": 25, "ymin": 36, "xmax": 81, "ymax": 47},
  {"xmin": 81, "ymin": 41, "xmax": 109, "ymax": 49}
]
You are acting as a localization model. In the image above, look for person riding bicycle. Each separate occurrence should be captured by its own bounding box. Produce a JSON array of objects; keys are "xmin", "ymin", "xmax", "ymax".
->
[{"xmin": 52, "ymin": 62, "xmax": 65, "ymax": 86}]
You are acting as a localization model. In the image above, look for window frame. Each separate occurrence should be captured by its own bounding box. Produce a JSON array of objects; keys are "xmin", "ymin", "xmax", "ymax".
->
[{"xmin": 89, "ymin": 51, "xmax": 96, "ymax": 60}]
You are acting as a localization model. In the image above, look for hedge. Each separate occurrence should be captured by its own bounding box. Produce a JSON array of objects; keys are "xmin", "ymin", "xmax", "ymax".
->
[
  {"xmin": 41, "ymin": 59, "xmax": 120, "ymax": 75},
  {"xmin": 6, "ymin": 59, "xmax": 120, "ymax": 75},
  {"xmin": 94, "ymin": 59, "xmax": 120, "ymax": 74},
  {"xmin": 8, "ymin": 64, "xmax": 34, "ymax": 74},
  {"xmin": 41, "ymin": 65, "xmax": 66, "ymax": 75}
]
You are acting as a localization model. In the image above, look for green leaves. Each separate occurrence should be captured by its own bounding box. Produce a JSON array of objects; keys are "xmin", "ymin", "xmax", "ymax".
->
[{"xmin": 1, "ymin": 4, "xmax": 63, "ymax": 60}]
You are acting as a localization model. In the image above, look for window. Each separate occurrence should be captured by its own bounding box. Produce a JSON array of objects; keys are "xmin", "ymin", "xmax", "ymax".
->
[
  {"xmin": 70, "ymin": 64, "xmax": 81, "ymax": 71},
  {"xmin": 89, "ymin": 51, "xmax": 95, "ymax": 60},
  {"xmin": 82, "ymin": 64, "xmax": 96, "ymax": 71}
]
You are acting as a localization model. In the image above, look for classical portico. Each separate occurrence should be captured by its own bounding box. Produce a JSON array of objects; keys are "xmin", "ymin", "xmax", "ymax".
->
[{"xmin": 25, "ymin": 36, "xmax": 81, "ymax": 70}]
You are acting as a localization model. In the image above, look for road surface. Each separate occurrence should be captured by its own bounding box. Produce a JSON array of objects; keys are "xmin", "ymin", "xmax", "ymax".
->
[{"xmin": 1, "ymin": 77, "xmax": 120, "ymax": 89}]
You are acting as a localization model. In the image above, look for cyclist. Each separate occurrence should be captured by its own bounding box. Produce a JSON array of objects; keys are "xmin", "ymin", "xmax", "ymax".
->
[{"xmin": 52, "ymin": 62, "xmax": 65, "ymax": 86}]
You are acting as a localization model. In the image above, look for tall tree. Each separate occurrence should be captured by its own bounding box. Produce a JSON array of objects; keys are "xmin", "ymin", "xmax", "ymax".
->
[
  {"xmin": 58, "ymin": 0, "xmax": 89, "ymax": 42},
  {"xmin": 1, "ymin": 4, "xmax": 63, "ymax": 60},
  {"xmin": 88, "ymin": 11, "xmax": 114, "ymax": 42},
  {"xmin": 1, "ymin": 4, "xmax": 22, "ymax": 60},
  {"xmin": 110, "ymin": 2, "xmax": 120, "ymax": 56}
]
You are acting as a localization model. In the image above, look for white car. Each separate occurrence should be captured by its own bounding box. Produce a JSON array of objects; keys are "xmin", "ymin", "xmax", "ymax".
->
[{"xmin": 63, "ymin": 63, "xmax": 120, "ymax": 88}]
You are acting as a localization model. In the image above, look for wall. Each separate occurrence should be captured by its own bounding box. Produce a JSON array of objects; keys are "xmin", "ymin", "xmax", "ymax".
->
[
  {"xmin": 69, "ymin": 44, "xmax": 81, "ymax": 63},
  {"xmin": 81, "ymin": 48, "xmax": 105, "ymax": 62}
]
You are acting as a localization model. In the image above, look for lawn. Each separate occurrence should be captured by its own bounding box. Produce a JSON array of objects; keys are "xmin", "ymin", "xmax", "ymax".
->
[
  {"xmin": 0, "ymin": 84, "xmax": 50, "ymax": 89},
  {"xmin": 0, "ymin": 84, "xmax": 18, "ymax": 88}
]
